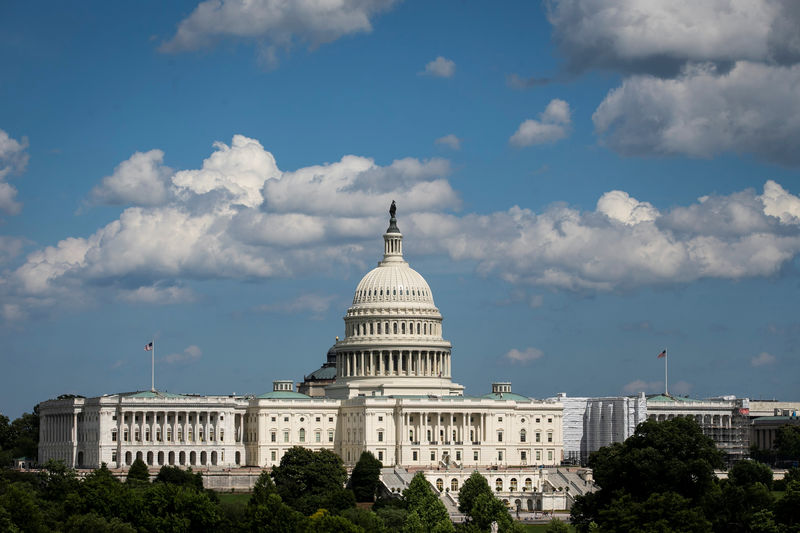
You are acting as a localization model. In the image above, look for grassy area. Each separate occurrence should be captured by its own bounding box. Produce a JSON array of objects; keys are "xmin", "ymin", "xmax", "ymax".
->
[{"xmin": 216, "ymin": 492, "xmax": 252, "ymax": 506}]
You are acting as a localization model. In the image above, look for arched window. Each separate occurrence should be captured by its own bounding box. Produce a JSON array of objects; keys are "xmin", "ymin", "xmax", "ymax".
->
[
  {"xmin": 520, "ymin": 429, "xmax": 527, "ymax": 442},
  {"xmin": 496, "ymin": 478, "xmax": 503, "ymax": 491},
  {"xmin": 436, "ymin": 478, "xmax": 444, "ymax": 491},
  {"xmin": 417, "ymin": 323, "xmax": 421, "ymax": 334},
  {"xmin": 385, "ymin": 322, "xmax": 389, "ymax": 333},
  {"xmin": 370, "ymin": 323, "xmax": 374, "ymax": 335},
  {"xmin": 299, "ymin": 428, "xmax": 305, "ymax": 442},
  {"xmin": 424, "ymin": 323, "xmax": 427, "ymax": 334},
  {"xmin": 451, "ymin": 478, "xmax": 459, "ymax": 491},
  {"xmin": 525, "ymin": 478, "xmax": 532, "ymax": 491},
  {"xmin": 401, "ymin": 322, "xmax": 406, "ymax": 334},
  {"xmin": 377, "ymin": 323, "xmax": 381, "ymax": 334},
  {"xmin": 393, "ymin": 323, "xmax": 398, "ymax": 334},
  {"xmin": 510, "ymin": 478, "xmax": 518, "ymax": 491}
]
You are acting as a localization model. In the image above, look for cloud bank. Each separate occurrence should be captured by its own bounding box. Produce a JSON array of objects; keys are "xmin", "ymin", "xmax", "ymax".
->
[
  {"xmin": 545, "ymin": 0, "xmax": 800, "ymax": 165},
  {"xmin": 0, "ymin": 128, "xmax": 29, "ymax": 215},
  {"xmin": 510, "ymin": 99, "xmax": 571, "ymax": 146},
  {"xmin": 3, "ymin": 135, "xmax": 800, "ymax": 323}
]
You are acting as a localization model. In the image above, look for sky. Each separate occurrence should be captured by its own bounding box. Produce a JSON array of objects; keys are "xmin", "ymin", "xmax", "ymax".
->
[{"xmin": 1, "ymin": 1, "xmax": 799, "ymax": 418}]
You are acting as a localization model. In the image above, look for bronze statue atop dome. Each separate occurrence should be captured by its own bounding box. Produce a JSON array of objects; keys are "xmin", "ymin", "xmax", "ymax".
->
[{"xmin": 389, "ymin": 200, "xmax": 396, "ymax": 219}]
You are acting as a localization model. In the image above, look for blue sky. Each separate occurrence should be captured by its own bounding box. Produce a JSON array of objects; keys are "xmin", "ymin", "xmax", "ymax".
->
[{"xmin": 1, "ymin": 1, "xmax": 799, "ymax": 418}]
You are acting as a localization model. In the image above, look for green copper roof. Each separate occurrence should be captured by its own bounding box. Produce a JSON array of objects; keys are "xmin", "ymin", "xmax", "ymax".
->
[
  {"xmin": 481, "ymin": 392, "xmax": 532, "ymax": 402},
  {"xmin": 647, "ymin": 394, "xmax": 702, "ymax": 403},
  {"xmin": 257, "ymin": 391, "xmax": 312, "ymax": 400}
]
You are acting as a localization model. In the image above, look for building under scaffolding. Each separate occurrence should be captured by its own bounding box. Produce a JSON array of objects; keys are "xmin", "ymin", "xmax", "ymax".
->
[{"xmin": 646, "ymin": 394, "xmax": 751, "ymax": 464}]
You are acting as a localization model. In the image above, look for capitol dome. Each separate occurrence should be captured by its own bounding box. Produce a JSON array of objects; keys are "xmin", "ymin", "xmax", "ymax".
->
[{"xmin": 325, "ymin": 203, "xmax": 464, "ymax": 399}]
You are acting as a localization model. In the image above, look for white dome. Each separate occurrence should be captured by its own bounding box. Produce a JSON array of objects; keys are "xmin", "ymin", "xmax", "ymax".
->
[{"xmin": 352, "ymin": 264, "xmax": 435, "ymax": 306}]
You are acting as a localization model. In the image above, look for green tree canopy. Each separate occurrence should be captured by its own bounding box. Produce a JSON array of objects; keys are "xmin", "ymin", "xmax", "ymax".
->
[
  {"xmin": 402, "ymin": 472, "xmax": 453, "ymax": 532},
  {"xmin": 270, "ymin": 446, "xmax": 352, "ymax": 515},
  {"xmin": 457, "ymin": 472, "xmax": 492, "ymax": 516},
  {"xmin": 728, "ymin": 460, "xmax": 773, "ymax": 489},
  {"xmin": 590, "ymin": 417, "xmax": 723, "ymax": 503},
  {"xmin": 350, "ymin": 451, "xmax": 383, "ymax": 502},
  {"xmin": 126, "ymin": 458, "xmax": 150, "ymax": 484},
  {"xmin": 154, "ymin": 465, "xmax": 203, "ymax": 490}
]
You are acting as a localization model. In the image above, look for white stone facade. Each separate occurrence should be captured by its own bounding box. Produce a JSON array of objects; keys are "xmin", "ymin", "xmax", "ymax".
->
[{"xmin": 39, "ymin": 210, "xmax": 564, "ymax": 476}]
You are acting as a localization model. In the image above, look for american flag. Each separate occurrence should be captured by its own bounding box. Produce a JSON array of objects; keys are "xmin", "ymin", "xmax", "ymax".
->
[
  {"xmin": 657, "ymin": 349, "xmax": 666, "ymax": 359},
  {"xmin": 144, "ymin": 342, "xmax": 153, "ymax": 351}
]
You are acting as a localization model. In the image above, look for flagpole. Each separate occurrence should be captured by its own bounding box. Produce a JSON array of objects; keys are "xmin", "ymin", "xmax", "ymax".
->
[
  {"xmin": 151, "ymin": 338, "xmax": 155, "ymax": 392},
  {"xmin": 664, "ymin": 350, "xmax": 668, "ymax": 396}
]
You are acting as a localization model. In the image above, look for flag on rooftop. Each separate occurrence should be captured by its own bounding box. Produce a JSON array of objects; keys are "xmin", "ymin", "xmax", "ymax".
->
[
  {"xmin": 657, "ymin": 349, "xmax": 666, "ymax": 359},
  {"xmin": 144, "ymin": 341, "xmax": 153, "ymax": 351}
]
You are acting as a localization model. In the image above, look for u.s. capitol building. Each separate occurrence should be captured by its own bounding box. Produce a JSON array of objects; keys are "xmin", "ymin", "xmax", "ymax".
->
[{"xmin": 38, "ymin": 206, "xmax": 568, "ymax": 505}]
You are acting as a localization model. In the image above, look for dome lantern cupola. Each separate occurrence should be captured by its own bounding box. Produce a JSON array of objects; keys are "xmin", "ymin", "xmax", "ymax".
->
[{"xmin": 381, "ymin": 200, "xmax": 404, "ymax": 265}]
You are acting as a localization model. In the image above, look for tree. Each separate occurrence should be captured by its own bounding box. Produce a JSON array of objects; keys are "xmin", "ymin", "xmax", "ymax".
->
[
  {"xmin": 598, "ymin": 491, "xmax": 711, "ymax": 533},
  {"xmin": 544, "ymin": 518, "xmax": 570, "ymax": 533},
  {"xmin": 571, "ymin": 417, "xmax": 724, "ymax": 531},
  {"xmin": 728, "ymin": 460, "xmax": 773, "ymax": 489},
  {"xmin": 270, "ymin": 447, "xmax": 351, "ymax": 514},
  {"xmin": 350, "ymin": 451, "xmax": 383, "ymax": 502},
  {"xmin": 8, "ymin": 409, "xmax": 39, "ymax": 459},
  {"xmin": 774, "ymin": 425, "xmax": 800, "ymax": 461},
  {"xmin": 126, "ymin": 458, "xmax": 149, "ymax": 483},
  {"xmin": 458, "ymin": 472, "xmax": 492, "ymax": 516},
  {"xmin": 402, "ymin": 473, "xmax": 453, "ymax": 532},
  {"xmin": 155, "ymin": 465, "xmax": 203, "ymax": 490}
]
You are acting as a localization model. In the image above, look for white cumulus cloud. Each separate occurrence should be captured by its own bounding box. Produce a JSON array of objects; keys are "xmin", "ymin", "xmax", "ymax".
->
[
  {"xmin": 593, "ymin": 62, "xmax": 800, "ymax": 166},
  {"xmin": 505, "ymin": 347, "xmax": 544, "ymax": 364},
  {"xmin": 435, "ymin": 134, "xmax": 461, "ymax": 150},
  {"xmin": 163, "ymin": 345, "xmax": 202, "ymax": 364},
  {"xmin": 422, "ymin": 56, "xmax": 456, "ymax": 78},
  {"xmin": 161, "ymin": 0, "xmax": 398, "ymax": 66},
  {"xmin": 510, "ymin": 99, "xmax": 571, "ymax": 146},
  {"xmin": 0, "ymin": 128, "xmax": 29, "ymax": 215},
  {"xmin": 90, "ymin": 149, "xmax": 172, "ymax": 206},
  {"xmin": 751, "ymin": 352, "xmax": 777, "ymax": 367},
  {"xmin": 546, "ymin": 0, "xmax": 800, "ymax": 75}
]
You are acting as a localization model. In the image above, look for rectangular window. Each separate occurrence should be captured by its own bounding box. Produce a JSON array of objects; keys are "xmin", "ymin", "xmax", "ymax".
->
[
  {"xmin": 166, "ymin": 429, "xmax": 172, "ymax": 442},
  {"xmin": 548, "ymin": 450, "xmax": 553, "ymax": 461},
  {"xmin": 378, "ymin": 451, "xmax": 383, "ymax": 461},
  {"xmin": 548, "ymin": 418, "xmax": 553, "ymax": 424},
  {"xmin": 474, "ymin": 451, "xmax": 479, "ymax": 461},
  {"xmin": 145, "ymin": 430, "xmax": 150, "ymax": 441},
  {"xmin": 135, "ymin": 430, "xmax": 140, "ymax": 441},
  {"xmin": 547, "ymin": 432, "xmax": 553, "ymax": 443},
  {"xmin": 498, "ymin": 417, "xmax": 503, "ymax": 422},
  {"xmin": 536, "ymin": 432, "xmax": 541, "ymax": 443},
  {"xmin": 521, "ymin": 451, "xmax": 527, "ymax": 461},
  {"xmin": 178, "ymin": 428, "xmax": 183, "ymax": 441},
  {"xmin": 456, "ymin": 451, "xmax": 461, "ymax": 461},
  {"xmin": 156, "ymin": 429, "xmax": 161, "ymax": 442},
  {"xmin": 271, "ymin": 451, "xmax": 276, "ymax": 461},
  {"xmin": 112, "ymin": 450, "xmax": 118, "ymax": 463},
  {"xmin": 111, "ymin": 430, "xmax": 117, "ymax": 442},
  {"xmin": 498, "ymin": 451, "xmax": 503, "ymax": 461},
  {"xmin": 284, "ymin": 431, "xmax": 289, "ymax": 443},
  {"xmin": 535, "ymin": 418, "xmax": 540, "ymax": 423},
  {"xmin": 284, "ymin": 416, "xmax": 289, "ymax": 422},
  {"xmin": 431, "ymin": 451, "xmax": 436, "ymax": 461},
  {"xmin": 378, "ymin": 431, "xmax": 383, "ymax": 442},
  {"xmin": 188, "ymin": 429, "xmax": 193, "ymax": 442},
  {"xmin": 498, "ymin": 432, "xmax": 503, "ymax": 442},
  {"xmin": 271, "ymin": 417, "xmax": 276, "ymax": 422},
  {"xmin": 413, "ymin": 451, "xmax": 418, "ymax": 461},
  {"xmin": 536, "ymin": 450, "xmax": 541, "ymax": 461},
  {"xmin": 220, "ymin": 429, "xmax": 224, "ymax": 442},
  {"xmin": 329, "ymin": 417, "xmax": 334, "ymax": 422},
  {"xmin": 315, "ymin": 431, "xmax": 321, "ymax": 442},
  {"xmin": 316, "ymin": 417, "xmax": 321, "ymax": 422},
  {"xmin": 378, "ymin": 416, "xmax": 383, "ymax": 421},
  {"xmin": 209, "ymin": 430, "xmax": 214, "ymax": 441},
  {"xmin": 328, "ymin": 430, "xmax": 334, "ymax": 442},
  {"xmin": 271, "ymin": 432, "xmax": 276, "ymax": 442},
  {"xmin": 199, "ymin": 428, "xmax": 204, "ymax": 442}
]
